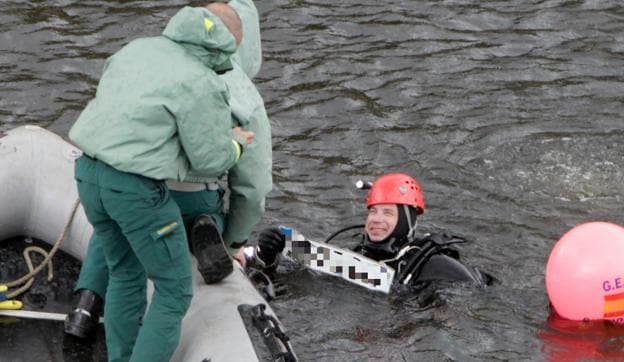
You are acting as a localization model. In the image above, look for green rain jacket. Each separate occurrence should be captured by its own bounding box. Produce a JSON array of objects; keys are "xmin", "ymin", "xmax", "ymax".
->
[
  {"xmin": 69, "ymin": 6, "xmax": 245, "ymax": 182},
  {"xmin": 220, "ymin": 0, "xmax": 273, "ymax": 246}
]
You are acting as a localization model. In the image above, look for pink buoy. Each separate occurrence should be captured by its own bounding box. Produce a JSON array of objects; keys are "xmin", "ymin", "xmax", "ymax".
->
[{"xmin": 546, "ymin": 222, "xmax": 624, "ymax": 323}]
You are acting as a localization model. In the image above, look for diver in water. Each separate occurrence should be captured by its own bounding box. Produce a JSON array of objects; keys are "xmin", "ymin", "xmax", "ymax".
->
[{"xmin": 240, "ymin": 173, "xmax": 493, "ymax": 289}]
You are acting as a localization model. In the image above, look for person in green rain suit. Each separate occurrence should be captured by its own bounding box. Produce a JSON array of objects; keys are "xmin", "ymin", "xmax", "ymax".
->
[
  {"xmin": 68, "ymin": 3, "xmax": 256, "ymax": 361},
  {"xmin": 65, "ymin": 0, "xmax": 273, "ymax": 352}
]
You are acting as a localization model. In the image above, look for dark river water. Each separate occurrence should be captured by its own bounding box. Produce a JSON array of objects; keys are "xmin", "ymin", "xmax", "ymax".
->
[{"xmin": 2, "ymin": 0, "xmax": 624, "ymax": 361}]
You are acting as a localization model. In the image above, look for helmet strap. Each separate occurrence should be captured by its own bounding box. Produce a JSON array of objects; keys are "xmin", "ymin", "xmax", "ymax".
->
[{"xmin": 404, "ymin": 204, "xmax": 418, "ymax": 241}]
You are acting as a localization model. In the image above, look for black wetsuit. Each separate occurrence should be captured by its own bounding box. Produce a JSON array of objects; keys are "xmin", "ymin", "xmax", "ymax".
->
[{"xmin": 328, "ymin": 226, "xmax": 493, "ymax": 287}]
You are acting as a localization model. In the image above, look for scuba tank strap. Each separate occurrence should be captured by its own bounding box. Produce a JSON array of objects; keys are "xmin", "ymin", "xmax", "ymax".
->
[
  {"xmin": 395, "ymin": 233, "xmax": 468, "ymax": 285},
  {"xmin": 380, "ymin": 245, "xmax": 421, "ymax": 264},
  {"xmin": 422, "ymin": 233, "xmax": 469, "ymax": 259}
]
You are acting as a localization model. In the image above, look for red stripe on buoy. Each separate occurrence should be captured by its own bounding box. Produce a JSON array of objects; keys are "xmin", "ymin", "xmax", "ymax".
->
[
  {"xmin": 604, "ymin": 292, "xmax": 624, "ymax": 301},
  {"xmin": 604, "ymin": 310, "xmax": 624, "ymax": 318}
]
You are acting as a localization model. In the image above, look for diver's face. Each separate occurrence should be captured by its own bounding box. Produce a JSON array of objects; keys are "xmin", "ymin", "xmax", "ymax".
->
[{"xmin": 365, "ymin": 204, "xmax": 398, "ymax": 242}]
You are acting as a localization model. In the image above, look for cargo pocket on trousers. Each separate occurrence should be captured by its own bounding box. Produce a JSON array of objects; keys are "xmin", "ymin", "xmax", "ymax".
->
[{"xmin": 149, "ymin": 221, "xmax": 184, "ymax": 266}]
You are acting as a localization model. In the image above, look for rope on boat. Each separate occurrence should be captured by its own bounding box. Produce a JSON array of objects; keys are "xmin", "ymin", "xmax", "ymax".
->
[{"xmin": 2, "ymin": 199, "xmax": 81, "ymax": 299}]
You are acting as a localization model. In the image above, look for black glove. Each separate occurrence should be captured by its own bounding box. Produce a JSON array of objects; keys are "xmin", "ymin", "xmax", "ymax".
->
[{"xmin": 256, "ymin": 227, "xmax": 286, "ymax": 265}]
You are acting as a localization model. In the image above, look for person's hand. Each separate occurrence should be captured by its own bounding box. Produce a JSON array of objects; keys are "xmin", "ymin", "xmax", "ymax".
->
[
  {"xmin": 233, "ymin": 127, "xmax": 255, "ymax": 145},
  {"xmin": 256, "ymin": 227, "xmax": 285, "ymax": 265},
  {"xmin": 232, "ymin": 248, "xmax": 247, "ymax": 268}
]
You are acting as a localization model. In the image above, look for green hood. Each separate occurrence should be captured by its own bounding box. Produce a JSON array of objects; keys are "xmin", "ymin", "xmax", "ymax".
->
[
  {"xmin": 163, "ymin": 6, "xmax": 236, "ymax": 73},
  {"xmin": 229, "ymin": 0, "xmax": 262, "ymax": 78}
]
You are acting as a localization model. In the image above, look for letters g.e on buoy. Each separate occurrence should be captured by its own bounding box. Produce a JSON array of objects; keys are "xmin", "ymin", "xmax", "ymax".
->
[{"xmin": 546, "ymin": 221, "xmax": 624, "ymax": 323}]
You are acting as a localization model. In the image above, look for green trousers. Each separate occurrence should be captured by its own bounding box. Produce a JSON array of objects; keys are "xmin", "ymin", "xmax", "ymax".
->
[
  {"xmin": 75, "ymin": 156, "xmax": 216, "ymax": 362},
  {"xmin": 75, "ymin": 189, "xmax": 225, "ymax": 299}
]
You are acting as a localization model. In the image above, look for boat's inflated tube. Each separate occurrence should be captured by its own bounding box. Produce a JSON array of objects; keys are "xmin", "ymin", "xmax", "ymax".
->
[
  {"xmin": 0, "ymin": 125, "xmax": 91, "ymax": 258},
  {"xmin": 0, "ymin": 126, "xmax": 295, "ymax": 362}
]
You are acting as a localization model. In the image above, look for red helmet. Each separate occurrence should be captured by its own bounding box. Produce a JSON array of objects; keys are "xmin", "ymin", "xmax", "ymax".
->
[{"xmin": 366, "ymin": 173, "xmax": 425, "ymax": 214}]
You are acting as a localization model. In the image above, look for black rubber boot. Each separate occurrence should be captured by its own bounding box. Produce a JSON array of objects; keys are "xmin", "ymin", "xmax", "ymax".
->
[
  {"xmin": 190, "ymin": 215, "xmax": 233, "ymax": 284},
  {"xmin": 64, "ymin": 289, "xmax": 103, "ymax": 339}
]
